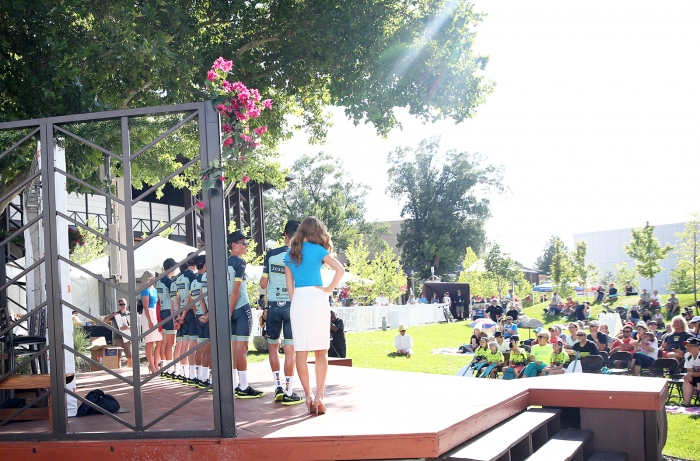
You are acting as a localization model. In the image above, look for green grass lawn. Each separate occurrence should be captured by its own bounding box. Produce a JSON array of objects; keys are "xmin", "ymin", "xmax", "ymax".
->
[{"xmin": 338, "ymin": 295, "xmax": 700, "ymax": 460}]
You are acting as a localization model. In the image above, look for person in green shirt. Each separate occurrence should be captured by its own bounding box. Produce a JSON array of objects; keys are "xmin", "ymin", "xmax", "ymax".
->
[
  {"xmin": 522, "ymin": 331, "xmax": 553, "ymax": 378},
  {"xmin": 484, "ymin": 341, "xmax": 505, "ymax": 378},
  {"xmin": 474, "ymin": 337, "xmax": 489, "ymax": 360},
  {"xmin": 543, "ymin": 340, "xmax": 569, "ymax": 375}
]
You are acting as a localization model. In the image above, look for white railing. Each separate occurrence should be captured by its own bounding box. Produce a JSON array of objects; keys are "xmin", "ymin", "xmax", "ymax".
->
[{"xmin": 336, "ymin": 303, "xmax": 450, "ymax": 332}]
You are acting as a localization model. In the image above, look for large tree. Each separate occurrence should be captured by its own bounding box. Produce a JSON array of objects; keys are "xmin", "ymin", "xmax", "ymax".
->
[
  {"xmin": 263, "ymin": 152, "xmax": 388, "ymax": 254},
  {"xmin": 387, "ymin": 137, "xmax": 503, "ymax": 278},
  {"xmin": 482, "ymin": 242, "xmax": 519, "ymax": 297},
  {"xmin": 0, "ymin": 0, "xmax": 493, "ymax": 213},
  {"xmin": 623, "ymin": 221, "xmax": 674, "ymax": 291},
  {"xmin": 571, "ymin": 241, "xmax": 598, "ymax": 301}
]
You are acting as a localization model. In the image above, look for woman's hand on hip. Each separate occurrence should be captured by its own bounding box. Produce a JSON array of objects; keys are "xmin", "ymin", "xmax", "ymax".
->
[{"xmin": 316, "ymin": 285, "xmax": 333, "ymax": 293}]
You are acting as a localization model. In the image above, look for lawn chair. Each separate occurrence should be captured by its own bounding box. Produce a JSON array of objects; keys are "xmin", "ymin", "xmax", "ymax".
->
[
  {"xmin": 580, "ymin": 354, "xmax": 604, "ymax": 373},
  {"xmin": 478, "ymin": 362, "xmax": 500, "ymax": 378},
  {"xmin": 647, "ymin": 358, "xmax": 683, "ymax": 403}
]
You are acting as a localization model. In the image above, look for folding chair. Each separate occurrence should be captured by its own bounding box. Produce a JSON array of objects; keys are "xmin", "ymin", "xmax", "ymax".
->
[
  {"xmin": 608, "ymin": 351, "xmax": 633, "ymax": 375},
  {"xmin": 580, "ymin": 354, "xmax": 604, "ymax": 373},
  {"xmin": 647, "ymin": 358, "xmax": 681, "ymax": 403}
]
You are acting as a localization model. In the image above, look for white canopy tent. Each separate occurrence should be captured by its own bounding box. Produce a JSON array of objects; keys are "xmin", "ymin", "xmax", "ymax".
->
[{"xmin": 70, "ymin": 237, "xmax": 199, "ymax": 318}]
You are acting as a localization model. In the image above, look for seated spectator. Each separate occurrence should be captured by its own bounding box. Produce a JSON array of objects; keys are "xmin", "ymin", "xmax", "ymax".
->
[
  {"xmin": 628, "ymin": 304, "xmax": 641, "ymax": 324},
  {"xmin": 431, "ymin": 293, "xmax": 439, "ymax": 304},
  {"xmin": 505, "ymin": 303, "xmax": 521, "ymax": 325},
  {"xmin": 573, "ymin": 329, "xmax": 600, "ymax": 362},
  {"xmin": 642, "ymin": 309, "xmax": 652, "ymax": 323},
  {"xmin": 598, "ymin": 324, "xmax": 616, "ymax": 349},
  {"xmin": 484, "ymin": 341, "xmax": 505, "ymax": 378},
  {"xmin": 472, "ymin": 305, "xmax": 485, "ymax": 320},
  {"xmin": 682, "ymin": 337, "xmax": 700, "ymax": 407},
  {"xmin": 469, "ymin": 328, "xmax": 482, "ymax": 351},
  {"xmin": 624, "ymin": 281, "xmax": 638, "ymax": 296},
  {"xmin": 610, "ymin": 325, "xmax": 636, "ymax": 354},
  {"xmin": 561, "ymin": 296, "xmax": 577, "ymax": 317},
  {"xmin": 543, "ymin": 340, "xmax": 569, "ymax": 375},
  {"xmin": 649, "ymin": 320, "xmax": 664, "ymax": 340},
  {"xmin": 665, "ymin": 293, "xmax": 680, "ymax": 318},
  {"xmin": 408, "ymin": 295, "xmax": 417, "ymax": 304},
  {"xmin": 563, "ymin": 323, "xmax": 579, "ymax": 349},
  {"xmin": 505, "ymin": 338, "xmax": 529, "ymax": 378},
  {"xmin": 652, "ymin": 308, "xmax": 664, "ymax": 327},
  {"xmin": 540, "ymin": 293, "xmax": 548, "ymax": 304},
  {"xmin": 649, "ymin": 290, "xmax": 661, "ymax": 308},
  {"xmin": 393, "ymin": 325, "xmax": 413, "ymax": 358},
  {"xmin": 603, "ymin": 283, "xmax": 618, "ymax": 303},
  {"xmin": 587, "ymin": 321, "xmax": 610, "ymax": 352},
  {"xmin": 485, "ymin": 299, "xmax": 504, "ymax": 322},
  {"xmin": 689, "ymin": 316, "xmax": 700, "ymax": 336},
  {"xmin": 632, "ymin": 321, "xmax": 649, "ymax": 340},
  {"xmin": 522, "ymin": 331, "xmax": 553, "ymax": 378},
  {"xmin": 503, "ymin": 316, "xmax": 519, "ymax": 339},
  {"xmin": 630, "ymin": 331, "xmax": 659, "ymax": 376},
  {"xmin": 545, "ymin": 292, "xmax": 564, "ymax": 316},
  {"xmin": 638, "ymin": 288, "xmax": 651, "ymax": 309},
  {"xmin": 417, "ymin": 295, "xmax": 427, "ymax": 304},
  {"xmin": 594, "ymin": 285, "xmax": 605, "ymax": 303},
  {"xmin": 376, "ymin": 292, "xmax": 390, "ymax": 306},
  {"xmin": 660, "ymin": 316, "xmax": 693, "ymax": 361},
  {"xmin": 473, "ymin": 338, "xmax": 490, "ymax": 367},
  {"xmin": 548, "ymin": 325, "xmax": 563, "ymax": 344},
  {"xmin": 494, "ymin": 332, "xmax": 510, "ymax": 354},
  {"xmin": 574, "ymin": 302, "xmax": 590, "ymax": 321}
]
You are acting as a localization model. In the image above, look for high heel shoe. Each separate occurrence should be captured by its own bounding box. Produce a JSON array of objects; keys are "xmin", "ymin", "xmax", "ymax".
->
[
  {"xmin": 305, "ymin": 395, "xmax": 314, "ymax": 414},
  {"xmin": 313, "ymin": 397, "xmax": 326, "ymax": 415}
]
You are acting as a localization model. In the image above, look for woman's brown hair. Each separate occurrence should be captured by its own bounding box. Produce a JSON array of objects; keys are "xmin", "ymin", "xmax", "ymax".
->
[{"xmin": 287, "ymin": 216, "xmax": 333, "ymax": 264}]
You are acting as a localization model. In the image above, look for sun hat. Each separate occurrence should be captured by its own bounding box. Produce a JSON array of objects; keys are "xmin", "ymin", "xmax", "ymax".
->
[
  {"xmin": 689, "ymin": 316, "xmax": 700, "ymax": 324},
  {"xmin": 398, "ymin": 325, "xmax": 406, "ymax": 331},
  {"xmin": 635, "ymin": 321, "xmax": 648, "ymax": 329},
  {"xmin": 589, "ymin": 320, "xmax": 600, "ymax": 327}
]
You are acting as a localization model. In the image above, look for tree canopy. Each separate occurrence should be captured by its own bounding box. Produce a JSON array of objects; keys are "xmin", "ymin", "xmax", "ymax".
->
[
  {"xmin": 387, "ymin": 137, "xmax": 503, "ymax": 278},
  {"xmin": 263, "ymin": 152, "xmax": 387, "ymax": 254},
  {"xmin": 534, "ymin": 235, "xmax": 566, "ymax": 274},
  {"xmin": 0, "ymin": 0, "xmax": 493, "ymax": 213},
  {"xmin": 623, "ymin": 221, "xmax": 673, "ymax": 291}
]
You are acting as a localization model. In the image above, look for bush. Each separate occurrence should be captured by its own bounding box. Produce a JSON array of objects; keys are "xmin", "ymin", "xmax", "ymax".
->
[{"xmin": 73, "ymin": 325, "xmax": 91, "ymax": 373}]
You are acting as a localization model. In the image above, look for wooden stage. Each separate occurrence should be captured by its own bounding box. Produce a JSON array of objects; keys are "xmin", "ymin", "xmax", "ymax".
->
[{"xmin": 0, "ymin": 362, "xmax": 668, "ymax": 460}]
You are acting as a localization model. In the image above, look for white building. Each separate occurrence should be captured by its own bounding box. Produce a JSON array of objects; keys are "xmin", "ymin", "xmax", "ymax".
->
[{"xmin": 574, "ymin": 223, "xmax": 686, "ymax": 294}]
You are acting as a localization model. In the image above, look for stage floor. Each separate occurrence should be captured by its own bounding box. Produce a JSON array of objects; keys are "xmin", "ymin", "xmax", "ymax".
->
[{"xmin": 0, "ymin": 362, "xmax": 667, "ymax": 461}]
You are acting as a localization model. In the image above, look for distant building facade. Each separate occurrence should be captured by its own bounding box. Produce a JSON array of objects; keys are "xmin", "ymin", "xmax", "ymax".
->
[{"xmin": 574, "ymin": 222, "xmax": 685, "ymax": 293}]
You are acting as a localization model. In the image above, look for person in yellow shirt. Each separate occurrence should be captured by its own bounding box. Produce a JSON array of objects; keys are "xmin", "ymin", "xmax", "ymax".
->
[
  {"xmin": 522, "ymin": 331, "xmax": 553, "ymax": 378},
  {"xmin": 505, "ymin": 337, "xmax": 529, "ymax": 378},
  {"xmin": 482, "ymin": 341, "xmax": 505, "ymax": 378},
  {"xmin": 543, "ymin": 340, "xmax": 569, "ymax": 375}
]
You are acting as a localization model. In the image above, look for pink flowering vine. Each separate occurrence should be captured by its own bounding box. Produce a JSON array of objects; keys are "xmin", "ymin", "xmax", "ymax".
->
[
  {"xmin": 201, "ymin": 56, "xmax": 272, "ymax": 192},
  {"xmin": 195, "ymin": 201, "xmax": 205, "ymax": 210}
]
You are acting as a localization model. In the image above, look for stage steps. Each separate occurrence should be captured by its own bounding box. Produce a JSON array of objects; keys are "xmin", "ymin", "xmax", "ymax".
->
[
  {"xmin": 433, "ymin": 408, "xmax": 562, "ymax": 461},
  {"xmin": 431, "ymin": 408, "xmax": 629, "ymax": 461}
]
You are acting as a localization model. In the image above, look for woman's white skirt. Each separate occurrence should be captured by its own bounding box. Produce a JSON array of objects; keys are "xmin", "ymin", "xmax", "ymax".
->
[
  {"xmin": 290, "ymin": 286, "xmax": 330, "ymax": 352},
  {"xmin": 142, "ymin": 308, "xmax": 162, "ymax": 343}
]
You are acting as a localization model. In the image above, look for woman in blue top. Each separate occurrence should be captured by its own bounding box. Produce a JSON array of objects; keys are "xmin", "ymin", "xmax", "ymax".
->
[
  {"xmin": 141, "ymin": 270, "xmax": 162, "ymax": 373},
  {"xmin": 285, "ymin": 217, "xmax": 345, "ymax": 415}
]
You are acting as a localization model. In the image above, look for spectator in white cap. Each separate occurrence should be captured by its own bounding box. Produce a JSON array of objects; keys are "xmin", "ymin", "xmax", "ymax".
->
[
  {"xmin": 689, "ymin": 316, "xmax": 700, "ymax": 336},
  {"xmin": 682, "ymin": 337, "xmax": 700, "ymax": 407},
  {"xmin": 394, "ymin": 325, "xmax": 413, "ymax": 358}
]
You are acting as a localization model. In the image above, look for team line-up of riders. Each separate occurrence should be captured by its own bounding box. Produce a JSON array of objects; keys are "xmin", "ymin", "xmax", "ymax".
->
[{"xmin": 148, "ymin": 217, "xmax": 344, "ymax": 415}]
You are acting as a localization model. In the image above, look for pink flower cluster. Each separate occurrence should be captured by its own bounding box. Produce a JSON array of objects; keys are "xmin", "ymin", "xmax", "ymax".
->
[{"xmin": 205, "ymin": 56, "xmax": 273, "ymax": 188}]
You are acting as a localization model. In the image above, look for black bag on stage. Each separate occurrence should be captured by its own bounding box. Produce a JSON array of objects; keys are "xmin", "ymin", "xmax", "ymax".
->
[{"xmin": 77, "ymin": 389, "xmax": 120, "ymax": 416}]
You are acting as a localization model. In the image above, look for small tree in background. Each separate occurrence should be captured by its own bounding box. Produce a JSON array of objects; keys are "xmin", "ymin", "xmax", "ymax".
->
[
  {"xmin": 614, "ymin": 262, "xmax": 639, "ymax": 291},
  {"xmin": 571, "ymin": 241, "xmax": 598, "ymax": 301},
  {"xmin": 550, "ymin": 238, "xmax": 575, "ymax": 298},
  {"xmin": 534, "ymin": 235, "xmax": 566, "ymax": 275},
  {"xmin": 345, "ymin": 239, "xmax": 406, "ymax": 304},
  {"xmin": 458, "ymin": 246, "xmax": 497, "ymax": 299},
  {"xmin": 668, "ymin": 260, "xmax": 695, "ymax": 295},
  {"xmin": 675, "ymin": 214, "xmax": 700, "ymax": 311},
  {"xmin": 623, "ymin": 221, "xmax": 674, "ymax": 291},
  {"xmin": 483, "ymin": 243, "xmax": 520, "ymax": 297}
]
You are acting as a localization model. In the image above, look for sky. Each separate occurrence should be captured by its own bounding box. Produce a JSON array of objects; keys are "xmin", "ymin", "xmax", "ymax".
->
[{"xmin": 277, "ymin": 1, "xmax": 700, "ymax": 267}]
